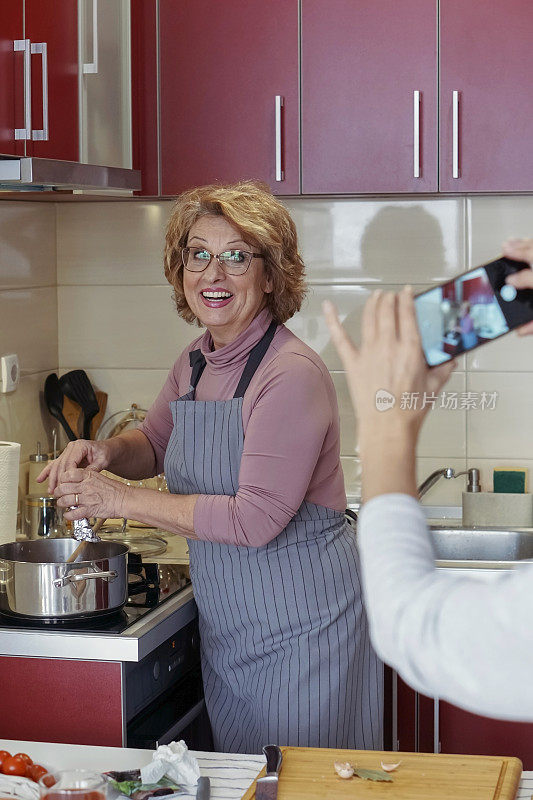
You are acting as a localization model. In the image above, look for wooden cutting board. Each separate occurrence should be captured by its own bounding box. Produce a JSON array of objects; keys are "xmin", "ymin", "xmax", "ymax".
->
[{"xmin": 241, "ymin": 747, "xmax": 522, "ymax": 800}]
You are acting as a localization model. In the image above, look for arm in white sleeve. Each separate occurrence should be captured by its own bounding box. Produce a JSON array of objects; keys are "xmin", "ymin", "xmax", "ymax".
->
[{"xmin": 358, "ymin": 493, "xmax": 533, "ymax": 721}]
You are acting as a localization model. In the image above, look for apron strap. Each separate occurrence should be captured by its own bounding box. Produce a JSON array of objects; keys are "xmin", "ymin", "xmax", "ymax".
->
[
  {"xmin": 189, "ymin": 348, "xmax": 207, "ymax": 390},
  {"xmin": 188, "ymin": 319, "xmax": 277, "ymax": 396},
  {"xmin": 233, "ymin": 319, "xmax": 278, "ymax": 398}
]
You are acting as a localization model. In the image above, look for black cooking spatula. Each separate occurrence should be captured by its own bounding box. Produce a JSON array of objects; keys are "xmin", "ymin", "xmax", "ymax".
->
[{"xmin": 59, "ymin": 370, "xmax": 99, "ymax": 439}]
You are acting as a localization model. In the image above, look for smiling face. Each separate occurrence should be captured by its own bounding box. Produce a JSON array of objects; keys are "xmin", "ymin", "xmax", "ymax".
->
[{"xmin": 183, "ymin": 215, "xmax": 273, "ymax": 349}]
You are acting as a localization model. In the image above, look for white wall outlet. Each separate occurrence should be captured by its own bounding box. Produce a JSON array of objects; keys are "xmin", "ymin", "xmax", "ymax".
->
[{"xmin": 0, "ymin": 354, "xmax": 20, "ymax": 393}]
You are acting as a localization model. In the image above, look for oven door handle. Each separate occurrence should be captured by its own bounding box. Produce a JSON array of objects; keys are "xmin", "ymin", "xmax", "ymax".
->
[{"xmin": 155, "ymin": 699, "xmax": 206, "ymax": 747}]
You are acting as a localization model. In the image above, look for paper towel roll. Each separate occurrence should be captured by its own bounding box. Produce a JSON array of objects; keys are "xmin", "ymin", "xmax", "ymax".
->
[{"xmin": 0, "ymin": 441, "xmax": 21, "ymax": 544}]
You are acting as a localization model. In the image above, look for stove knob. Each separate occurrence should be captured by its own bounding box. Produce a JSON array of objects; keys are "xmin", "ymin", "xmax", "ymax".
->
[{"xmin": 153, "ymin": 660, "xmax": 161, "ymax": 680}]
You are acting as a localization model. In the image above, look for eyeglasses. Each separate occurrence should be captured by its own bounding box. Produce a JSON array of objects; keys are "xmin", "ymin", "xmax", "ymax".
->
[{"xmin": 181, "ymin": 247, "xmax": 263, "ymax": 276}]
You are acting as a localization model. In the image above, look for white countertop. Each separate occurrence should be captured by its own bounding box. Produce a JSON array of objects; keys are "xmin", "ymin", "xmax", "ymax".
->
[{"xmin": 0, "ymin": 739, "xmax": 265, "ymax": 800}]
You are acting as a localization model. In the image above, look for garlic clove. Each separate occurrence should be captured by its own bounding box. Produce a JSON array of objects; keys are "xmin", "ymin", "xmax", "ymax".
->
[
  {"xmin": 334, "ymin": 761, "xmax": 355, "ymax": 779},
  {"xmin": 380, "ymin": 760, "xmax": 402, "ymax": 772}
]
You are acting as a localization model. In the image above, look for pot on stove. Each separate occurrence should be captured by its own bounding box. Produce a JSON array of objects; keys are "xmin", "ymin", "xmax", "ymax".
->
[{"xmin": 0, "ymin": 539, "xmax": 129, "ymax": 619}]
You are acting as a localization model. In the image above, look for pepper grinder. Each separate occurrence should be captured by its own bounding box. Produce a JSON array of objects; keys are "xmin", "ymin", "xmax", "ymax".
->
[{"xmin": 28, "ymin": 441, "xmax": 49, "ymax": 495}]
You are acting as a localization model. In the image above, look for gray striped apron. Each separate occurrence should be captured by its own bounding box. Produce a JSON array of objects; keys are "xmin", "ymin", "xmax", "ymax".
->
[{"xmin": 164, "ymin": 321, "xmax": 383, "ymax": 753}]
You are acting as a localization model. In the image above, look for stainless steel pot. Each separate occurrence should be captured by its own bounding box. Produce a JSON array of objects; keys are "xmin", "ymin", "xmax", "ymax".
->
[{"xmin": 0, "ymin": 539, "xmax": 129, "ymax": 619}]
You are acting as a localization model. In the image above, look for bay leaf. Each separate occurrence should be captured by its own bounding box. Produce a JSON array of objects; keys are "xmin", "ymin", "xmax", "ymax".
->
[{"xmin": 353, "ymin": 768, "xmax": 393, "ymax": 782}]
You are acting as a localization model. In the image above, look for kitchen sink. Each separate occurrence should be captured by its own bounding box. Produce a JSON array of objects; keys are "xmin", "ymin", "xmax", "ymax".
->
[{"xmin": 430, "ymin": 526, "xmax": 533, "ymax": 567}]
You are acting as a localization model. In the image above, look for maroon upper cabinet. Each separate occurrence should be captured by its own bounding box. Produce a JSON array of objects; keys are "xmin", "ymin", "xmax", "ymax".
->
[
  {"xmin": 159, "ymin": 0, "xmax": 299, "ymax": 196},
  {"xmin": 0, "ymin": 0, "xmax": 78, "ymax": 161},
  {"xmin": 25, "ymin": 0, "xmax": 79, "ymax": 161},
  {"xmin": 440, "ymin": 0, "xmax": 533, "ymax": 192},
  {"xmin": 0, "ymin": 0, "xmax": 25, "ymax": 156},
  {"xmin": 301, "ymin": 0, "xmax": 438, "ymax": 194}
]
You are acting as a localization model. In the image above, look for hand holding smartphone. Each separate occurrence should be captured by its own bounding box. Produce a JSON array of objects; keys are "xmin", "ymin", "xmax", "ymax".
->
[{"xmin": 414, "ymin": 257, "xmax": 533, "ymax": 366}]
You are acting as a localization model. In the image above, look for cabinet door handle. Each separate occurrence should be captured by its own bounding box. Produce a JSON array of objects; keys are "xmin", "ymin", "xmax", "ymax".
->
[
  {"xmin": 83, "ymin": 0, "xmax": 99, "ymax": 74},
  {"xmin": 14, "ymin": 39, "xmax": 32, "ymax": 140},
  {"xmin": 452, "ymin": 90, "xmax": 460, "ymax": 179},
  {"xmin": 413, "ymin": 90, "xmax": 420, "ymax": 178},
  {"xmin": 31, "ymin": 42, "xmax": 49, "ymax": 141},
  {"xmin": 275, "ymin": 95, "xmax": 284, "ymax": 181}
]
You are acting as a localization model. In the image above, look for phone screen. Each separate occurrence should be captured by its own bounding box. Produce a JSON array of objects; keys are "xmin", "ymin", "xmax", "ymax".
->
[{"xmin": 414, "ymin": 257, "xmax": 533, "ymax": 366}]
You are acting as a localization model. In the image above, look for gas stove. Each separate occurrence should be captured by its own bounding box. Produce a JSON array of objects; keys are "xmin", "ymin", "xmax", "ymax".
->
[{"xmin": 0, "ymin": 554, "xmax": 191, "ymax": 634}]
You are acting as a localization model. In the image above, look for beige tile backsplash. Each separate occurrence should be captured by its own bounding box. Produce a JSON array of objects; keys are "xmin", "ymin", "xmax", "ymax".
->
[
  {"xmin": 1, "ymin": 194, "xmax": 532, "ymax": 513},
  {"xmin": 0, "ymin": 204, "xmax": 57, "ymax": 480}
]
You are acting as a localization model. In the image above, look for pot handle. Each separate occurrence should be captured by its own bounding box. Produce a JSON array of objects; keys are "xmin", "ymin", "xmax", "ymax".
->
[{"xmin": 53, "ymin": 570, "xmax": 118, "ymax": 588}]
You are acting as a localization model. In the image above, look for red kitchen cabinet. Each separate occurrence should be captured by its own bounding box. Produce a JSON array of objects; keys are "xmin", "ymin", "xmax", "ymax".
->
[
  {"xmin": 439, "ymin": 0, "xmax": 533, "ymax": 192},
  {"xmin": 131, "ymin": 0, "xmax": 159, "ymax": 196},
  {"xmin": 0, "ymin": 0, "xmax": 78, "ymax": 161},
  {"xmin": 0, "ymin": 1, "xmax": 25, "ymax": 156},
  {"xmin": 132, "ymin": 1, "xmax": 533, "ymax": 195},
  {"xmin": 393, "ymin": 671, "xmax": 533, "ymax": 769},
  {"xmin": 25, "ymin": 0, "xmax": 79, "ymax": 162},
  {"xmin": 301, "ymin": 0, "xmax": 438, "ymax": 194},
  {"xmin": 0, "ymin": 656, "xmax": 123, "ymax": 746},
  {"xmin": 158, "ymin": 0, "xmax": 299, "ymax": 196},
  {"xmin": 438, "ymin": 701, "xmax": 533, "ymax": 770}
]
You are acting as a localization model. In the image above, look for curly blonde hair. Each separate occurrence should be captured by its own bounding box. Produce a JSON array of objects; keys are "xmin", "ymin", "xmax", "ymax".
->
[{"xmin": 164, "ymin": 181, "xmax": 307, "ymax": 325}]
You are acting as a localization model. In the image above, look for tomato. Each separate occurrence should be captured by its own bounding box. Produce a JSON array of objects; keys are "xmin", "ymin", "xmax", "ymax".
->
[
  {"xmin": 41, "ymin": 774, "xmax": 56, "ymax": 789},
  {"xmin": 1, "ymin": 756, "xmax": 28, "ymax": 776},
  {"xmin": 14, "ymin": 754, "xmax": 32, "ymax": 766},
  {"xmin": 27, "ymin": 764, "xmax": 48, "ymax": 783},
  {"xmin": 0, "ymin": 753, "xmax": 10, "ymax": 771}
]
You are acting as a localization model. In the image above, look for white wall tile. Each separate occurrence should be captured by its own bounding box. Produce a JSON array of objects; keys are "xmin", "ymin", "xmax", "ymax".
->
[
  {"xmin": 58, "ymin": 285, "xmax": 200, "ymax": 369},
  {"xmin": 466, "ymin": 328, "xmax": 533, "ymax": 371},
  {"xmin": 468, "ymin": 195, "xmax": 533, "ymax": 266},
  {"xmin": 466, "ymin": 195, "xmax": 533, "ymax": 372},
  {"xmin": 0, "ymin": 371, "xmax": 56, "ymax": 461},
  {"xmin": 57, "ymin": 201, "xmax": 173, "ymax": 285},
  {"xmin": 284, "ymin": 197, "xmax": 465, "ymax": 284},
  {"xmin": 333, "ymin": 369, "xmax": 466, "ymax": 459},
  {"xmin": 0, "ymin": 287, "xmax": 58, "ymax": 375},
  {"xmin": 287, "ymin": 282, "xmax": 466, "ymax": 371},
  {"xmin": 466, "ymin": 372, "xmax": 533, "ymax": 459},
  {"xmin": 341, "ymin": 456, "xmax": 362, "ymax": 501},
  {"xmin": 0, "ymin": 202, "xmax": 56, "ymax": 288},
  {"xmin": 0, "ymin": 204, "xmax": 58, "ymax": 475},
  {"xmin": 416, "ymin": 371, "xmax": 467, "ymax": 458}
]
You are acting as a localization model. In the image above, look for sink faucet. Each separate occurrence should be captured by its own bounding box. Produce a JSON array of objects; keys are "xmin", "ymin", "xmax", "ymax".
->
[{"xmin": 418, "ymin": 467, "xmax": 481, "ymax": 499}]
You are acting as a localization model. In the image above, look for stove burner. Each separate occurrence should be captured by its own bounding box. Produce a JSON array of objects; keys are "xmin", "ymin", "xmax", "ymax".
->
[
  {"xmin": 0, "ymin": 557, "xmax": 191, "ymax": 634},
  {"xmin": 0, "ymin": 607, "xmax": 128, "ymax": 628}
]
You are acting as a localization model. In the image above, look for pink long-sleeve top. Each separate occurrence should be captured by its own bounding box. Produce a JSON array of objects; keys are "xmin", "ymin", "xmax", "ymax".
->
[{"xmin": 140, "ymin": 308, "xmax": 347, "ymax": 547}]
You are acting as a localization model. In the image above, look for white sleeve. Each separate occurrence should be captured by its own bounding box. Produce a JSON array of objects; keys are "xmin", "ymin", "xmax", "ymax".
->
[{"xmin": 358, "ymin": 493, "xmax": 533, "ymax": 721}]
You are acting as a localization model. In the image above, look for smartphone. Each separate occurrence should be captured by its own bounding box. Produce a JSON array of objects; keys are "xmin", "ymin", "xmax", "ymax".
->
[{"xmin": 414, "ymin": 256, "xmax": 533, "ymax": 366}]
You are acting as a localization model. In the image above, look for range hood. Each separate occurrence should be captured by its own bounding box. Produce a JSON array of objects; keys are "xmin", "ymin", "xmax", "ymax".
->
[{"xmin": 0, "ymin": 155, "xmax": 141, "ymax": 193}]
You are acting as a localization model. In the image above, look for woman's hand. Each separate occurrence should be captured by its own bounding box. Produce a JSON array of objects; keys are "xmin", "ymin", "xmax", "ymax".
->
[
  {"xmin": 37, "ymin": 439, "xmax": 113, "ymax": 494},
  {"xmin": 502, "ymin": 238, "xmax": 533, "ymax": 336},
  {"xmin": 323, "ymin": 288, "xmax": 455, "ymax": 445},
  {"xmin": 54, "ymin": 467, "xmax": 128, "ymax": 522},
  {"xmin": 323, "ymin": 288, "xmax": 455, "ymax": 501}
]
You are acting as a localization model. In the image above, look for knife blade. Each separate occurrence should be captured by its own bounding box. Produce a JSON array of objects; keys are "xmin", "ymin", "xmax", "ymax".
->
[
  {"xmin": 255, "ymin": 745, "xmax": 282, "ymax": 800},
  {"xmin": 196, "ymin": 776, "xmax": 210, "ymax": 800}
]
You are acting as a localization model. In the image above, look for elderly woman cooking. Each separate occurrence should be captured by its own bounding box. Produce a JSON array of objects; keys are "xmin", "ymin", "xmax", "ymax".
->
[{"xmin": 39, "ymin": 181, "xmax": 382, "ymax": 753}]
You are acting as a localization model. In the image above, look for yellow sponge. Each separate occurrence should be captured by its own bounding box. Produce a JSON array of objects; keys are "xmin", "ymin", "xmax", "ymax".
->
[{"xmin": 493, "ymin": 467, "xmax": 528, "ymax": 494}]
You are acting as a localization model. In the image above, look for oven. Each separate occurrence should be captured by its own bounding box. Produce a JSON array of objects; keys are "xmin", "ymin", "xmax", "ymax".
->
[{"xmin": 125, "ymin": 617, "xmax": 213, "ymax": 750}]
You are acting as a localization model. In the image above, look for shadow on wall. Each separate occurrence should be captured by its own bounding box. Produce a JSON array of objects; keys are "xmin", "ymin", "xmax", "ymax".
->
[{"xmin": 314, "ymin": 204, "xmax": 448, "ymax": 366}]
